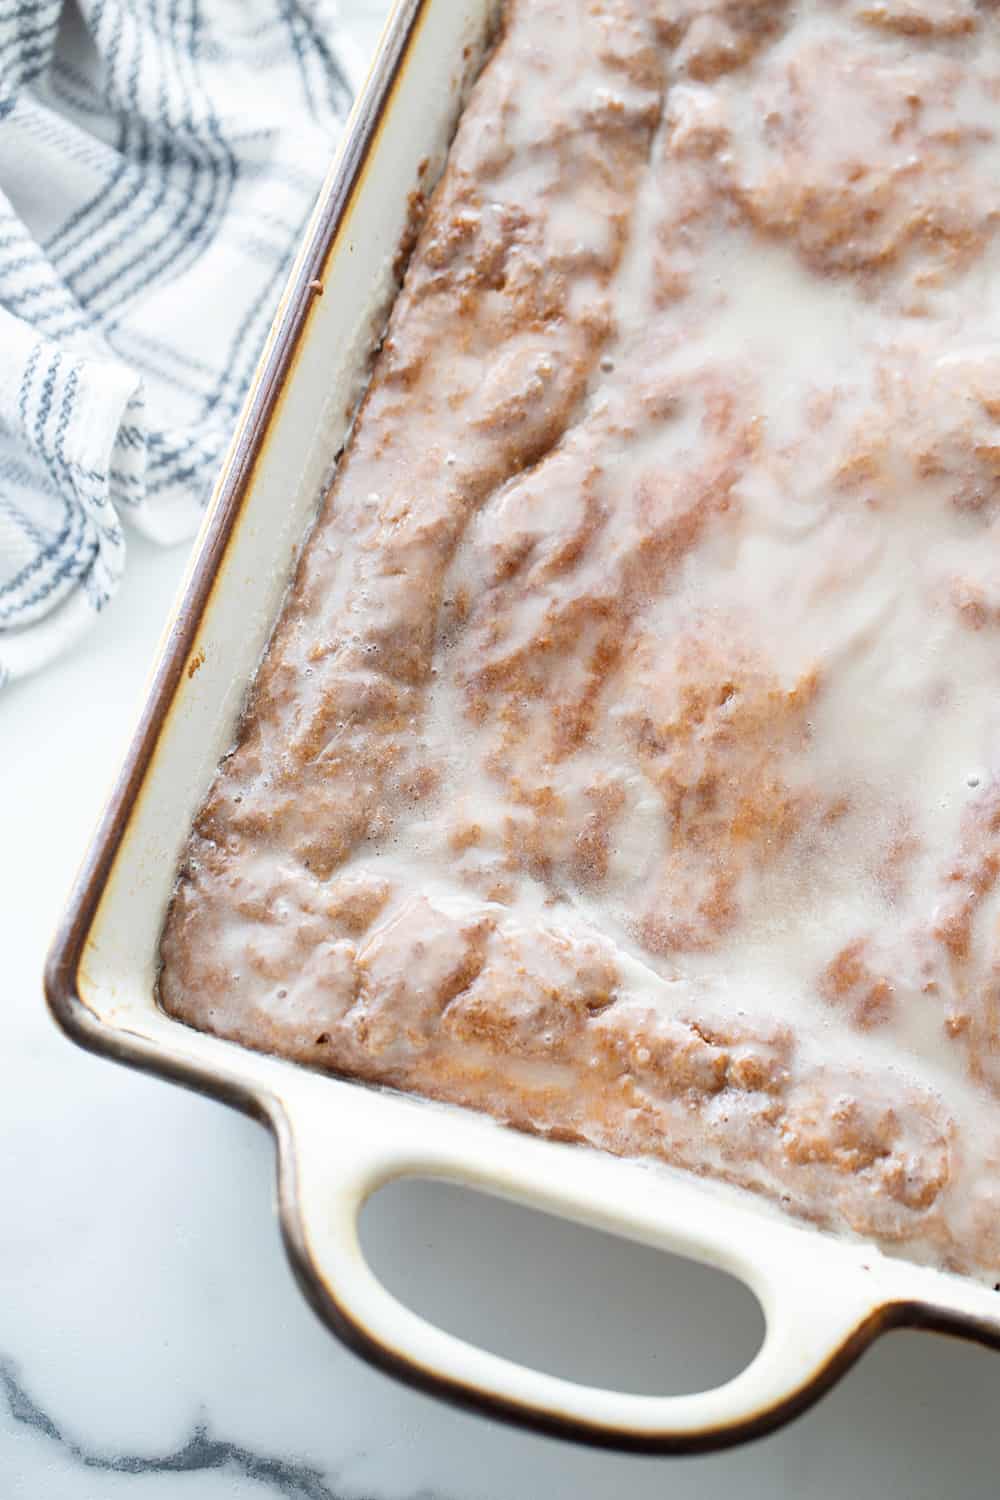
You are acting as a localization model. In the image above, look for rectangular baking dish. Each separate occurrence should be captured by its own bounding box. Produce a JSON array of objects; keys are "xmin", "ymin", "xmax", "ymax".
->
[{"xmin": 45, "ymin": 0, "xmax": 1000, "ymax": 1453}]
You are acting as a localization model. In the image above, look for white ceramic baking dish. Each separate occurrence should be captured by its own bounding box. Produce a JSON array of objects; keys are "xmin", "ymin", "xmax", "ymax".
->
[{"xmin": 45, "ymin": 0, "xmax": 1000, "ymax": 1452}]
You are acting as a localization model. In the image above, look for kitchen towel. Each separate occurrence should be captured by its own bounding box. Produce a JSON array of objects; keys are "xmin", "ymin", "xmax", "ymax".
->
[{"xmin": 0, "ymin": 1, "xmax": 362, "ymax": 689}]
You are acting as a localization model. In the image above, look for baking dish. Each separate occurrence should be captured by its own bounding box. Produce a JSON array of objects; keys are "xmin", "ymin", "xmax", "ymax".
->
[{"xmin": 45, "ymin": 0, "xmax": 1000, "ymax": 1452}]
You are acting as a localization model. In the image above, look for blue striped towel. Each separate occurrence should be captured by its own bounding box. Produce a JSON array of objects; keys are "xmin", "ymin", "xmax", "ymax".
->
[{"xmin": 0, "ymin": 2, "xmax": 361, "ymax": 689}]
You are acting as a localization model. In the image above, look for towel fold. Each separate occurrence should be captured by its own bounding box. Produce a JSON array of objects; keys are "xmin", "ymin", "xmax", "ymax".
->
[{"xmin": 0, "ymin": 0, "xmax": 360, "ymax": 688}]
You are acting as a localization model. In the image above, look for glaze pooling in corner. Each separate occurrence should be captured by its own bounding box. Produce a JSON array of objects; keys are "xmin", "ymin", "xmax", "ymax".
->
[{"xmin": 161, "ymin": 0, "xmax": 1000, "ymax": 1282}]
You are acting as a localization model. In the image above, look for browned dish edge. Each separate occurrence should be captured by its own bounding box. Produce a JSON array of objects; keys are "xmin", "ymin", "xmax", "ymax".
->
[{"xmin": 41, "ymin": 0, "xmax": 1000, "ymax": 1452}]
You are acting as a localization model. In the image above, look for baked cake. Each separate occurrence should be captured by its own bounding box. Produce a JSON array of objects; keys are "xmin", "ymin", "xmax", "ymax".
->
[{"xmin": 160, "ymin": 0, "xmax": 1000, "ymax": 1281}]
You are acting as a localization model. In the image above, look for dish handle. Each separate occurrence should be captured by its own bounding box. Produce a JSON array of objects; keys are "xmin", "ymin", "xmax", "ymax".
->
[{"xmin": 275, "ymin": 1088, "xmax": 890, "ymax": 1452}]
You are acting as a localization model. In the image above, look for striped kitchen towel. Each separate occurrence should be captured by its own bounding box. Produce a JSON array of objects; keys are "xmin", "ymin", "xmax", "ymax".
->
[{"xmin": 0, "ymin": 1, "xmax": 363, "ymax": 689}]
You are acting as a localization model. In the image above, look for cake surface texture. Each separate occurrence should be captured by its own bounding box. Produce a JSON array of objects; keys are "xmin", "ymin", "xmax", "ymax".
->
[{"xmin": 160, "ymin": 0, "xmax": 1000, "ymax": 1280}]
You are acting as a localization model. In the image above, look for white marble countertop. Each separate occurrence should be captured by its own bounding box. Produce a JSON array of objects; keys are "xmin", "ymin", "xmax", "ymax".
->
[{"xmin": 4, "ymin": 6, "xmax": 1000, "ymax": 1495}]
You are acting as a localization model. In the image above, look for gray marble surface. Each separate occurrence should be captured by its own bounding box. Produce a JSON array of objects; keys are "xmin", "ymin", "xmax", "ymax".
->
[{"xmin": 4, "ymin": 4, "xmax": 1000, "ymax": 1494}]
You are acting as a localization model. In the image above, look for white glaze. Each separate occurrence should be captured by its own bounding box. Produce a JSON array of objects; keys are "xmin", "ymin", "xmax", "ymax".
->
[{"xmin": 162, "ymin": 0, "xmax": 1000, "ymax": 1280}]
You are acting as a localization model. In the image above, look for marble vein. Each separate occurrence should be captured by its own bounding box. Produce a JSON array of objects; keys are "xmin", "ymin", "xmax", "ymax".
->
[{"xmin": 1, "ymin": 1357, "xmax": 362, "ymax": 1498}]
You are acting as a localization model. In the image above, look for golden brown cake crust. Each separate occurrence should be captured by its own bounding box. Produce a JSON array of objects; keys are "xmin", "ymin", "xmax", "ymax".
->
[{"xmin": 161, "ymin": 0, "xmax": 1000, "ymax": 1281}]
